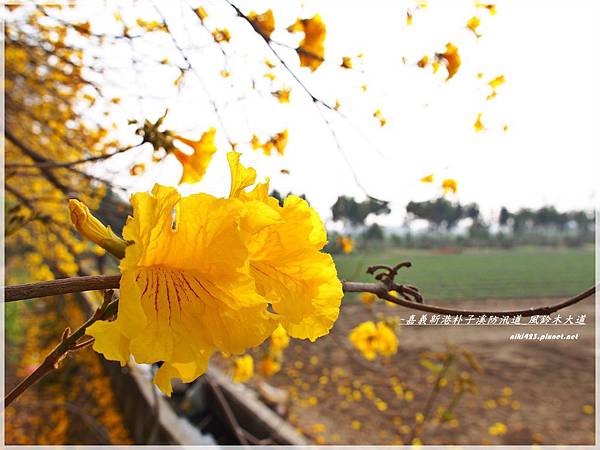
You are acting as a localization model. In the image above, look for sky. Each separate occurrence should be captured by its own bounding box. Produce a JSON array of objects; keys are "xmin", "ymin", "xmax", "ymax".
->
[{"xmin": 74, "ymin": 0, "xmax": 599, "ymax": 226}]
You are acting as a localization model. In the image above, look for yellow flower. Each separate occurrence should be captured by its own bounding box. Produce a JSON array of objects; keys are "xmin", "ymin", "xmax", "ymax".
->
[
  {"xmin": 232, "ymin": 355, "xmax": 254, "ymax": 383},
  {"xmin": 227, "ymin": 152, "xmax": 342, "ymax": 341},
  {"xmin": 258, "ymin": 355, "xmax": 281, "ymax": 377},
  {"xmin": 420, "ymin": 173, "xmax": 434, "ymax": 183},
  {"xmin": 487, "ymin": 75, "xmax": 505, "ymax": 100},
  {"xmin": 287, "ymin": 15, "xmax": 326, "ymax": 72},
  {"xmin": 341, "ymin": 56, "xmax": 353, "ymax": 69},
  {"xmin": 87, "ymin": 152, "xmax": 341, "ymax": 396},
  {"xmin": 442, "ymin": 178, "xmax": 458, "ymax": 194},
  {"xmin": 474, "ymin": 112, "xmax": 485, "ymax": 132},
  {"xmin": 373, "ymin": 109, "xmax": 387, "ymax": 127},
  {"xmin": 349, "ymin": 321, "xmax": 398, "ymax": 360},
  {"xmin": 194, "ymin": 6, "xmax": 208, "ymax": 22},
  {"xmin": 270, "ymin": 324, "xmax": 290, "ymax": 352},
  {"xmin": 272, "ymin": 88, "xmax": 290, "ymax": 103},
  {"xmin": 349, "ymin": 321, "xmax": 378, "ymax": 360},
  {"xmin": 476, "ymin": 2, "xmax": 497, "ymax": 15},
  {"xmin": 436, "ymin": 43, "xmax": 461, "ymax": 81},
  {"xmin": 248, "ymin": 9, "xmax": 275, "ymax": 39},
  {"xmin": 377, "ymin": 323, "xmax": 398, "ymax": 356},
  {"xmin": 417, "ymin": 55, "xmax": 429, "ymax": 68},
  {"xmin": 212, "ymin": 28, "xmax": 231, "ymax": 43},
  {"xmin": 360, "ymin": 292, "xmax": 376, "ymax": 305},
  {"xmin": 68, "ymin": 199, "xmax": 127, "ymax": 258},
  {"xmin": 173, "ymin": 128, "xmax": 218, "ymax": 184},
  {"xmin": 466, "ymin": 16, "xmax": 481, "ymax": 37},
  {"xmin": 338, "ymin": 236, "xmax": 353, "ymax": 254},
  {"xmin": 488, "ymin": 422, "xmax": 507, "ymax": 436},
  {"xmin": 86, "ymin": 184, "xmax": 277, "ymax": 395}
]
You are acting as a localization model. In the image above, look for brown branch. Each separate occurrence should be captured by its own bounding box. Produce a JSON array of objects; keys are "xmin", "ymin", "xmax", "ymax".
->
[
  {"xmin": 5, "ymin": 275, "xmax": 121, "ymax": 302},
  {"xmin": 5, "ymin": 290, "xmax": 118, "ymax": 407},
  {"xmin": 4, "ymin": 274, "xmax": 596, "ymax": 318}
]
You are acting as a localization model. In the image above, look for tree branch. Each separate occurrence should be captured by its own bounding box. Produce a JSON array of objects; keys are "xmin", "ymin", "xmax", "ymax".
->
[
  {"xmin": 5, "ymin": 290, "xmax": 118, "ymax": 407},
  {"xmin": 5, "ymin": 275, "xmax": 121, "ymax": 302},
  {"xmin": 5, "ymin": 274, "xmax": 596, "ymax": 318}
]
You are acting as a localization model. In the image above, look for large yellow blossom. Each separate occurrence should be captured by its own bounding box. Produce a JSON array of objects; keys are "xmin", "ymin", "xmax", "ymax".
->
[
  {"xmin": 85, "ymin": 152, "xmax": 342, "ymax": 395},
  {"xmin": 86, "ymin": 184, "xmax": 278, "ymax": 395},
  {"xmin": 227, "ymin": 152, "xmax": 343, "ymax": 341}
]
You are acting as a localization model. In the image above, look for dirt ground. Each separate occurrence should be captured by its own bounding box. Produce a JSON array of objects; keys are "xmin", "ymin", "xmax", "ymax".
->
[{"xmin": 239, "ymin": 296, "xmax": 596, "ymax": 445}]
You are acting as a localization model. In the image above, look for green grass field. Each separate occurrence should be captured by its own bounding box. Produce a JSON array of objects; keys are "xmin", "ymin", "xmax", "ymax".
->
[{"xmin": 335, "ymin": 246, "xmax": 595, "ymax": 300}]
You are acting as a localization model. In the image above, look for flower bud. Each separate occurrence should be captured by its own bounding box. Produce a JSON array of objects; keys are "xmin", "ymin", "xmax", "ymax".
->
[{"xmin": 68, "ymin": 199, "xmax": 127, "ymax": 259}]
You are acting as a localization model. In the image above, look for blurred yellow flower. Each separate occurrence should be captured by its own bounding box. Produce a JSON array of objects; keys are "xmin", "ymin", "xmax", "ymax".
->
[
  {"xmin": 488, "ymin": 422, "xmax": 508, "ymax": 436},
  {"xmin": 442, "ymin": 178, "xmax": 458, "ymax": 194},
  {"xmin": 373, "ymin": 109, "xmax": 387, "ymax": 127},
  {"xmin": 212, "ymin": 28, "xmax": 231, "ymax": 43},
  {"xmin": 476, "ymin": 2, "xmax": 497, "ymax": 15},
  {"xmin": 474, "ymin": 112, "xmax": 485, "ymax": 132},
  {"xmin": 258, "ymin": 356, "xmax": 281, "ymax": 377},
  {"xmin": 287, "ymin": 15, "xmax": 326, "ymax": 71},
  {"xmin": 248, "ymin": 9, "xmax": 275, "ymax": 39},
  {"xmin": 338, "ymin": 236, "xmax": 354, "ymax": 254},
  {"xmin": 420, "ymin": 173, "xmax": 434, "ymax": 183},
  {"xmin": 360, "ymin": 292, "xmax": 377, "ymax": 305},
  {"xmin": 467, "ymin": 16, "xmax": 481, "ymax": 37},
  {"xmin": 270, "ymin": 324, "xmax": 290, "ymax": 352},
  {"xmin": 173, "ymin": 128, "xmax": 217, "ymax": 184},
  {"xmin": 233, "ymin": 355, "xmax": 254, "ymax": 383},
  {"xmin": 273, "ymin": 88, "xmax": 290, "ymax": 103},
  {"xmin": 349, "ymin": 321, "xmax": 398, "ymax": 360},
  {"xmin": 341, "ymin": 56, "xmax": 353, "ymax": 69},
  {"xmin": 436, "ymin": 43, "xmax": 461, "ymax": 81}
]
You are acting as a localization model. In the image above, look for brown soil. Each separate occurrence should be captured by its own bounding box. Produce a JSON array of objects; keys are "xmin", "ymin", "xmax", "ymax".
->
[{"xmin": 240, "ymin": 297, "xmax": 596, "ymax": 445}]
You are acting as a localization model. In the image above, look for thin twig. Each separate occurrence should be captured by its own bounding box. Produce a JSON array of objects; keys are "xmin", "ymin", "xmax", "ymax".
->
[
  {"xmin": 204, "ymin": 375, "xmax": 250, "ymax": 446},
  {"xmin": 4, "ymin": 143, "xmax": 141, "ymax": 169},
  {"xmin": 5, "ymin": 291, "xmax": 118, "ymax": 407}
]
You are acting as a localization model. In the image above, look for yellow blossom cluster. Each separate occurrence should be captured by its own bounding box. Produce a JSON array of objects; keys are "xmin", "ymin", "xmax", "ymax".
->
[{"xmin": 86, "ymin": 152, "xmax": 343, "ymax": 395}]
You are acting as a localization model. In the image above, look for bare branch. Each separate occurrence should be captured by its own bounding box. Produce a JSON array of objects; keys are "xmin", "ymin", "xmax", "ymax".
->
[
  {"xmin": 5, "ymin": 275, "xmax": 121, "ymax": 302},
  {"xmin": 4, "ymin": 274, "xmax": 596, "ymax": 318},
  {"xmin": 5, "ymin": 291, "xmax": 118, "ymax": 407}
]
